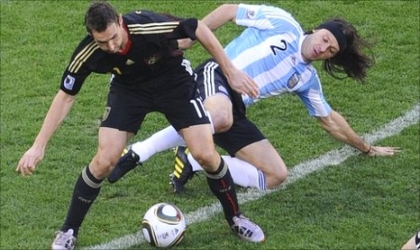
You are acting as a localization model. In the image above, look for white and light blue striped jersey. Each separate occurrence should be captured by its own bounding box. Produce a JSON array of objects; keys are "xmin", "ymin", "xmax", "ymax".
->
[{"xmin": 225, "ymin": 4, "xmax": 332, "ymax": 117}]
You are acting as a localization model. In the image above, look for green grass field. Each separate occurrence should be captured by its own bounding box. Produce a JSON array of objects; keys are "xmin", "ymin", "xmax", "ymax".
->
[{"xmin": 1, "ymin": 1, "xmax": 419, "ymax": 249}]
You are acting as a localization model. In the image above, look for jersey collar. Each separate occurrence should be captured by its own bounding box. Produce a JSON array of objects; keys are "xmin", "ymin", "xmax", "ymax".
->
[{"xmin": 118, "ymin": 22, "xmax": 131, "ymax": 55}]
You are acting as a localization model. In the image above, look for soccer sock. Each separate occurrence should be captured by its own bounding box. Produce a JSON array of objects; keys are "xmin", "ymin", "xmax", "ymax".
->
[
  {"xmin": 131, "ymin": 126, "xmax": 185, "ymax": 163},
  {"xmin": 188, "ymin": 154, "xmax": 266, "ymax": 190},
  {"xmin": 61, "ymin": 166, "xmax": 103, "ymax": 236},
  {"xmin": 204, "ymin": 157, "xmax": 240, "ymax": 224}
]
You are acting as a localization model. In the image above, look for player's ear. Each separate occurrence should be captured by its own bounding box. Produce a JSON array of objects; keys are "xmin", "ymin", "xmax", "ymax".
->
[{"xmin": 118, "ymin": 14, "xmax": 123, "ymax": 26}]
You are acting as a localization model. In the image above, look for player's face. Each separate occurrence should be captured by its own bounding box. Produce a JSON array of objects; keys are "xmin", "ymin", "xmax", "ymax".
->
[
  {"xmin": 301, "ymin": 29, "xmax": 340, "ymax": 62},
  {"xmin": 91, "ymin": 17, "xmax": 126, "ymax": 54}
]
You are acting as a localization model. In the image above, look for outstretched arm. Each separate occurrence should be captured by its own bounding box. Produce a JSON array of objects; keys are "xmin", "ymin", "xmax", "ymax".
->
[
  {"xmin": 317, "ymin": 110, "xmax": 400, "ymax": 156},
  {"xmin": 16, "ymin": 90, "xmax": 76, "ymax": 175}
]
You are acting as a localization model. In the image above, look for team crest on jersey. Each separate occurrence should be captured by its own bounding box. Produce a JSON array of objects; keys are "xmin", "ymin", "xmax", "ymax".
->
[
  {"xmin": 64, "ymin": 75, "xmax": 75, "ymax": 90},
  {"xmin": 145, "ymin": 55, "xmax": 161, "ymax": 65},
  {"xmin": 287, "ymin": 73, "xmax": 301, "ymax": 89},
  {"xmin": 102, "ymin": 107, "xmax": 111, "ymax": 121}
]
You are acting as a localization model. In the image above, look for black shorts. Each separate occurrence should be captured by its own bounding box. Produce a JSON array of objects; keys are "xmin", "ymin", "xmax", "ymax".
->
[
  {"xmin": 101, "ymin": 68, "xmax": 209, "ymax": 133},
  {"xmin": 195, "ymin": 59, "xmax": 265, "ymax": 155}
]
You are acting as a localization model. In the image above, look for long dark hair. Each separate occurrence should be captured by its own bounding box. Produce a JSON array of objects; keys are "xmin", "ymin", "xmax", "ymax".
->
[
  {"xmin": 309, "ymin": 18, "xmax": 375, "ymax": 82},
  {"xmin": 84, "ymin": 1, "xmax": 119, "ymax": 34}
]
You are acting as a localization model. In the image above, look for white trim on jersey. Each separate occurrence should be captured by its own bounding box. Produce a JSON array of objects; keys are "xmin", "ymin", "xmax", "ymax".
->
[{"xmin": 203, "ymin": 61, "xmax": 218, "ymax": 98}]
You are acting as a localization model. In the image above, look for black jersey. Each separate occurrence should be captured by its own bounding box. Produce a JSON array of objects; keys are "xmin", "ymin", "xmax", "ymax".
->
[{"xmin": 60, "ymin": 10, "xmax": 198, "ymax": 95}]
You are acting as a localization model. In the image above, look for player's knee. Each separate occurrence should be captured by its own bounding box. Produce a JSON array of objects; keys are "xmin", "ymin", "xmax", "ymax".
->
[
  {"xmin": 211, "ymin": 110, "xmax": 233, "ymax": 133},
  {"xmin": 90, "ymin": 150, "xmax": 120, "ymax": 178},
  {"xmin": 266, "ymin": 164, "xmax": 288, "ymax": 189},
  {"xmin": 189, "ymin": 149, "xmax": 218, "ymax": 170}
]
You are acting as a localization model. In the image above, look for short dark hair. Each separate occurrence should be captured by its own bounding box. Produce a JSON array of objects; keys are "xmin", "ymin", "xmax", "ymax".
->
[
  {"xmin": 84, "ymin": 1, "xmax": 119, "ymax": 34},
  {"xmin": 309, "ymin": 18, "xmax": 375, "ymax": 82}
]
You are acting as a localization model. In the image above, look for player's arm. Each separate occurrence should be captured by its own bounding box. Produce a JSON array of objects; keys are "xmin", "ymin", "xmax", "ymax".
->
[
  {"xmin": 177, "ymin": 4, "xmax": 238, "ymax": 50},
  {"xmin": 201, "ymin": 4, "xmax": 238, "ymax": 31},
  {"xmin": 16, "ymin": 90, "xmax": 76, "ymax": 175},
  {"xmin": 316, "ymin": 110, "xmax": 399, "ymax": 156},
  {"xmin": 194, "ymin": 20, "xmax": 258, "ymax": 98}
]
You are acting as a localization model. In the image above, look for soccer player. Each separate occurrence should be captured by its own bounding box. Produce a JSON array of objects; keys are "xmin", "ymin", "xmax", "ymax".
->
[
  {"xmin": 109, "ymin": 4, "xmax": 399, "ymax": 192},
  {"xmin": 401, "ymin": 231, "xmax": 420, "ymax": 250},
  {"xmin": 16, "ymin": 2, "xmax": 265, "ymax": 249}
]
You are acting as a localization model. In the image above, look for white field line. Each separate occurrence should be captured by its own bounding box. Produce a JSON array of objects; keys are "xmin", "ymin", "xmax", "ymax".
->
[{"xmin": 83, "ymin": 103, "xmax": 420, "ymax": 250}]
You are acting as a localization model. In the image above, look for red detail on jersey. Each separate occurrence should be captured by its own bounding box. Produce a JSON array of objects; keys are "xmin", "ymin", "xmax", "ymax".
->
[{"xmin": 118, "ymin": 24, "xmax": 132, "ymax": 55}]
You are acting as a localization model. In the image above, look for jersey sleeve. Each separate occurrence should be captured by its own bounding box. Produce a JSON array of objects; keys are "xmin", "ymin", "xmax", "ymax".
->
[
  {"xmin": 167, "ymin": 18, "xmax": 198, "ymax": 40},
  {"xmin": 59, "ymin": 36, "xmax": 96, "ymax": 96},
  {"xmin": 294, "ymin": 73, "xmax": 332, "ymax": 117},
  {"xmin": 235, "ymin": 4, "xmax": 299, "ymax": 31}
]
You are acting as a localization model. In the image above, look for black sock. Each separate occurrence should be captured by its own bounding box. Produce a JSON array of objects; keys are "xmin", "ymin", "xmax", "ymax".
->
[
  {"xmin": 61, "ymin": 166, "xmax": 103, "ymax": 236},
  {"xmin": 205, "ymin": 157, "xmax": 240, "ymax": 225}
]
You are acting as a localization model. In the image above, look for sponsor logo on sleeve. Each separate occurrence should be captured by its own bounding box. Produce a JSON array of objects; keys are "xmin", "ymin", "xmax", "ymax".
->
[{"xmin": 64, "ymin": 75, "xmax": 75, "ymax": 90}]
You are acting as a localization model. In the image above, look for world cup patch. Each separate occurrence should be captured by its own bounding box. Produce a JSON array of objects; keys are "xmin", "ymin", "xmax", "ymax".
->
[{"xmin": 64, "ymin": 75, "xmax": 75, "ymax": 90}]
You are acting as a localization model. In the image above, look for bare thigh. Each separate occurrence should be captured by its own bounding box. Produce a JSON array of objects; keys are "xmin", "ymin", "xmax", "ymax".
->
[
  {"xmin": 204, "ymin": 94, "xmax": 233, "ymax": 133},
  {"xmin": 234, "ymin": 139, "xmax": 287, "ymax": 189}
]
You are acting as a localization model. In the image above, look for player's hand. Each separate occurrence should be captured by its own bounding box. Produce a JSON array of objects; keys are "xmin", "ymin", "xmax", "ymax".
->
[
  {"xmin": 16, "ymin": 146, "xmax": 45, "ymax": 176},
  {"xmin": 226, "ymin": 69, "xmax": 259, "ymax": 98},
  {"xmin": 366, "ymin": 146, "xmax": 401, "ymax": 156}
]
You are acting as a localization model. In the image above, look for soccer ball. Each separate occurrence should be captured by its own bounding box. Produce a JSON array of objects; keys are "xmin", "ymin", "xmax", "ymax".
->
[{"xmin": 142, "ymin": 202, "xmax": 186, "ymax": 248}]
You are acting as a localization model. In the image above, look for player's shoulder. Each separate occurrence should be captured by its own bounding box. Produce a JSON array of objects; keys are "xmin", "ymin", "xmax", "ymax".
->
[
  {"xmin": 123, "ymin": 10, "xmax": 182, "ymax": 37},
  {"xmin": 123, "ymin": 10, "xmax": 179, "ymax": 25},
  {"xmin": 67, "ymin": 35, "xmax": 103, "ymax": 74},
  {"xmin": 123, "ymin": 10, "xmax": 152, "ymax": 24}
]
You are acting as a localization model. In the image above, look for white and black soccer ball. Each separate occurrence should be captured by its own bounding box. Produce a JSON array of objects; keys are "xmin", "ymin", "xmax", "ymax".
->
[{"xmin": 142, "ymin": 202, "xmax": 186, "ymax": 248}]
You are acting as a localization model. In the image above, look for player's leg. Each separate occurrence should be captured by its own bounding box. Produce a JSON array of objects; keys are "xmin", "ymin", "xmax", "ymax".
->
[
  {"xmin": 131, "ymin": 91, "xmax": 232, "ymax": 162},
  {"xmin": 110, "ymin": 59, "xmax": 234, "ymax": 183},
  {"xmin": 114, "ymin": 93, "xmax": 230, "ymax": 171},
  {"xmin": 215, "ymin": 119, "xmax": 287, "ymax": 190},
  {"xmin": 180, "ymin": 123, "xmax": 264, "ymax": 243},
  {"xmin": 233, "ymin": 139, "xmax": 287, "ymax": 189},
  {"xmin": 131, "ymin": 126, "xmax": 185, "ymax": 163},
  {"xmin": 401, "ymin": 231, "xmax": 420, "ymax": 250},
  {"xmin": 170, "ymin": 59, "xmax": 237, "ymax": 191},
  {"xmin": 52, "ymin": 85, "xmax": 148, "ymax": 249},
  {"xmin": 179, "ymin": 119, "xmax": 287, "ymax": 191},
  {"xmin": 109, "ymin": 98, "xmax": 228, "ymax": 184},
  {"xmin": 170, "ymin": 93, "xmax": 233, "ymax": 192},
  {"xmin": 52, "ymin": 127, "xmax": 130, "ymax": 249},
  {"xmin": 162, "ymin": 71, "xmax": 264, "ymax": 243}
]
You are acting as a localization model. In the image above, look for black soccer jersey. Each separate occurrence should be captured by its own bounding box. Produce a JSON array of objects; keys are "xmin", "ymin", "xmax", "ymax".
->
[{"xmin": 60, "ymin": 10, "xmax": 198, "ymax": 95}]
